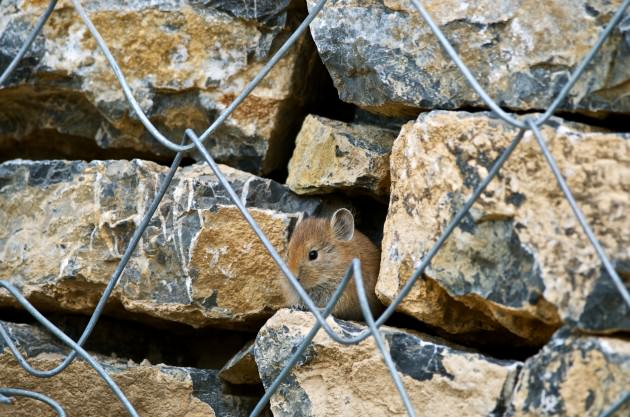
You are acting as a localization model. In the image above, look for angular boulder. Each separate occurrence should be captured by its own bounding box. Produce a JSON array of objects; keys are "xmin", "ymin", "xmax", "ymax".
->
[
  {"xmin": 0, "ymin": 0, "xmax": 318, "ymax": 174},
  {"xmin": 377, "ymin": 110, "xmax": 630, "ymax": 345},
  {"xmin": 307, "ymin": 0, "xmax": 630, "ymax": 116},
  {"xmin": 286, "ymin": 114, "xmax": 397, "ymax": 199},
  {"xmin": 508, "ymin": 327, "xmax": 630, "ymax": 417},
  {"xmin": 0, "ymin": 159, "xmax": 324, "ymax": 329},
  {"xmin": 254, "ymin": 309, "xmax": 521, "ymax": 417},
  {"xmin": 0, "ymin": 320, "xmax": 263, "ymax": 417}
]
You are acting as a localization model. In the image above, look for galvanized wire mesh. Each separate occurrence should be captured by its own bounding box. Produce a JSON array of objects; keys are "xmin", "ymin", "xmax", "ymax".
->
[{"xmin": 1, "ymin": 0, "xmax": 629, "ymax": 416}]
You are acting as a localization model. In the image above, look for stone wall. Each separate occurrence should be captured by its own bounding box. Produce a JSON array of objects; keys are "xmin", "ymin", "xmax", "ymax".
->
[{"xmin": 1, "ymin": 1, "xmax": 629, "ymax": 416}]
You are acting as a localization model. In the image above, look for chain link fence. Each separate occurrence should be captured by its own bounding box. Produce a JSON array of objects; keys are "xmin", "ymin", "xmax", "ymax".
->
[{"xmin": 1, "ymin": 0, "xmax": 629, "ymax": 416}]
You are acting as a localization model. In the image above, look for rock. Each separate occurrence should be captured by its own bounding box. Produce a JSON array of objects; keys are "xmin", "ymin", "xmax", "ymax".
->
[
  {"xmin": 254, "ymin": 309, "xmax": 521, "ymax": 417},
  {"xmin": 307, "ymin": 0, "xmax": 630, "ymax": 116},
  {"xmin": 0, "ymin": 0, "xmax": 319, "ymax": 174},
  {"xmin": 0, "ymin": 159, "xmax": 326, "ymax": 329},
  {"xmin": 0, "ymin": 320, "xmax": 263, "ymax": 417},
  {"xmin": 219, "ymin": 340, "xmax": 261, "ymax": 385},
  {"xmin": 507, "ymin": 327, "xmax": 630, "ymax": 417},
  {"xmin": 286, "ymin": 114, "xmax": 397, "ymax": 199},
  {"xmin": 376, "ymin": 110, "xmax": 630, "ymax": 345}
]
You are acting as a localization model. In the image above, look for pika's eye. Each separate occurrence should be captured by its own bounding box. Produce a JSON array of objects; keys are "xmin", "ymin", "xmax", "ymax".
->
[{"xmin": 308, "ymin": 250, "xmax": 318, "ymax": 261}]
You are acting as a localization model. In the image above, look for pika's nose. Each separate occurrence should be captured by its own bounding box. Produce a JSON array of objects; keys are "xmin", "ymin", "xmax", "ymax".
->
[{"xmin": 287, "ymin": 259, "xmax": 299, "ymax": 279}]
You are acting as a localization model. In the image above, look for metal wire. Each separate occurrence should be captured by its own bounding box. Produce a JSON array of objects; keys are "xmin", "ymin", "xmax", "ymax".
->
[
  {"xmin": 0, "ymin": 282, "xmax": 139, "ymax": 417},
  {"xmin": 408, "ymin": 0, "xmax": 630, "ymax": 129},
  {"xmin": 0, "ymin": 0, "xmax": 628, "ymax": 416},
  {"xmin": 0, "ymin": 144, "xmax": 185, "ymax": 380},
  {"xmin": 0, "ymin": 388, "xmax": 66, "ymax": 417},
  {"xmin": 598, "ymin": 391, "xmax": 630, "ymax": 417},
  {"xmin": 352, "ymin": 259, "xmax": 417, "ymax": 417},
  {"xmin": 249, "ymin": 264, "xmax": 355, "ymax": 417}
]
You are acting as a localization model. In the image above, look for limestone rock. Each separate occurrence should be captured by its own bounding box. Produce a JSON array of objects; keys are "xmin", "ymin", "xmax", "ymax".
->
[
  {"xmin": 507, "ymin": 327, "xmax": 630, "ymax": 417},
  {"xmin": 0, "ymin": 159, "xmax": 325, "ymax": 329},
  {"xmin": 286, "ymin": 114, "xmax": 397, "ymax": 199},
  {"xmin": 307, "ymin": 0, "xmax": 630, "ymax": 116},
  {"xmin": 219, "ymin": 340, "xmax": 261, "ymax": 385},
  {"xmin": 0, "ymin": 320, "xmax": 263, "ymax": 417},
  {"xmin": 0, "ymin": 0, "xmax": 319, "ymax": 174},
  {"xmin": 377, "ymin": 110, "xmax": 630, "ymax": 345},
  {"xmin": 254, "ymin": 309, "xmax": 521, "ymax": 417}
]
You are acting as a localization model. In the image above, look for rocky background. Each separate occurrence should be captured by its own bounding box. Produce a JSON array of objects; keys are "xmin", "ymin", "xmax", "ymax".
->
[{"xmin": 1, "ymin": 0, "xmax": 629, "ymax": 416}]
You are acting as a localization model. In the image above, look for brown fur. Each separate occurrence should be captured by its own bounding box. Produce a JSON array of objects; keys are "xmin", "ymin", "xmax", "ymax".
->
[{"xmin": 282, "ymin": 214, "xmax": 382, "ymax": 320}]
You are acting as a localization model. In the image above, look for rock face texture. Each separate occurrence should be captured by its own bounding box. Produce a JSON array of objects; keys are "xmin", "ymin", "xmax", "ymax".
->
[
  {"xmin": 0, "ymin": 159, "xmax": 324, "ymax": 329},
  {"xmin": 307, "ymin": 0, "xmax": 630, "ymax": 116},
  {"xmin": 254, "ymin": 309, "xmax": 521, "ymax": 417},
  {"xmin": 377, "ymin": 111, "xmax": 630, "ymax": 344},
  {"xmin": 286, "ymin": 114, "xmax": 397, "ymax": 199},
  {"xmin": 1, "ymin": 1, "xmax": 629, "ymax": 415},
  {"xmin": 0, "ymin": 321, "xmax": 263, "ymax": 417},
  {"xmin": 0, "ymin": 0, "xmax": 319, "ymax": 174},
  {"xmin": 507, "ymin": 327, "xmax": 630, "ymax": 417}
]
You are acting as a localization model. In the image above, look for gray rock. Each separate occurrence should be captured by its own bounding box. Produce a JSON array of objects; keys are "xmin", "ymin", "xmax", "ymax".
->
[
  {"xmin": 254, "ymin": 309, "xmax": 521, "ymax": 417},
  {"xmin": 0, "ymin": 320, "xmax": 262, "ymax": 417},
  {"xmin": 0, "ymin": 159, "xmax": 325, "ymax": 329},
  {"xmin": 507, "ymin": 327, "xmax": 630, "ymax": 417},
  {"xmin": 307, "ymin": 0, "xmax": 630, "ymax": 115},
  {"xmin": 0, "ymin": 0, "xmax": 318, "ymax": 174}
]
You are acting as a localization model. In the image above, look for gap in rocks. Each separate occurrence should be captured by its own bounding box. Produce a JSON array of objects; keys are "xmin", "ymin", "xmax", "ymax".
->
[
  {"xmin": 382, "ymin": 311, "xmax": 542, "ymax": 362},
  {"xmin": 0, "ymin": 128, "xmax": 199, "ymax": 166},
  {"xmin": 349, "ymin": 194, "xmax": 389, "ymax": 245},
  {"xmin": 0, "ymin": 310, "xmax": 271, "ymax": 414},
  {"xmin": 554, "ymin": 110, "xmax": 630, "ymax": 133},
  {"xmin": 388, "ymin": 103, "xmax": 630, "ymax": 134},
  {"xmin": 0, "ymin": 309, "xmax": 256, "ymax": 370}
]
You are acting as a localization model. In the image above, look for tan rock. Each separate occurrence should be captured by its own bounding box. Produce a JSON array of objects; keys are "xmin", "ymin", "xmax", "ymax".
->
[
  {"xmin": 0, "ymin": 0, "xmax": 319, "ymax": 174},
  {"xmin": 0, "ymin": 323, "xmax": 207, "ymax": 417},
  {"xmin": 254, "ymin": 309, "xmax": 520, "ymax": 417},
  {"xmin": 0, "ymin": 320, "xmax": 269, "ymax": 417},
  {"xmin": 219, "ymin": 340, "xmax": 261, "ymax": 385},
  {"xmin": 0, "ymin": 159, "xmax": 324, "ymax": 329},
  {"xmin": 508, "ymin": 328, "xmax": 630, "ymax": 417},
  {"xmin": 286, "ymin": 115, "xmax": 397, "ymax": 199},
  {"xmin": 377, "ymin": 111, "xmax": 630, "ymax": 345}
]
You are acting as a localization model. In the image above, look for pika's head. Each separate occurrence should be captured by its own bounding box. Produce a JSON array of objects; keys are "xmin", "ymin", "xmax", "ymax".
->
[{"xmin": 286, "ymin": 208, "xmax": 355, "ymax": 289}]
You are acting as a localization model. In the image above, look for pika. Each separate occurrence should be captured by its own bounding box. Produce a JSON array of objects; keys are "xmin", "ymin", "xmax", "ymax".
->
[{"xmin": 282, "ymin": 208, "xmax": 382, "ymax": 321}]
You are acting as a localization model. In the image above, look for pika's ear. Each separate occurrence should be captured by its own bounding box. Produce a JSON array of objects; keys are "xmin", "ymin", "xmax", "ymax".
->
[{"xmin": 330, "ymin": 208, "xmax": 354, "ymax": 241}]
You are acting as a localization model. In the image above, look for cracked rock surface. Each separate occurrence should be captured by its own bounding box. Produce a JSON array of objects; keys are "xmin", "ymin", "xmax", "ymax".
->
[
  {"xmin": 0, "ymin": 0, "xmax": 319, "ymax": 174},
  {"xmin": 307, "ymin": 0, "xmax": 630, "ymax": 116},
  {"xmin": 0, "ymin": 159, "xmax": 324, "ymax": 329},
  {"xmin": 286, "ymin": 114, "xmax": 397, "ymax": 200},
  {"xmin": 254, "ymin": 309, "xmax": 521, "ymax": 417},
  {"xmin": 377, "ymin": 110, "xmax": 630, "ymax": 344},
  {"xmin": 0, "ymin": 320, "xmax": 265, "ymax": 417},
  {"xmin": 507, "ymin": 327, "xmax": 630, "ymax": 417}
]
